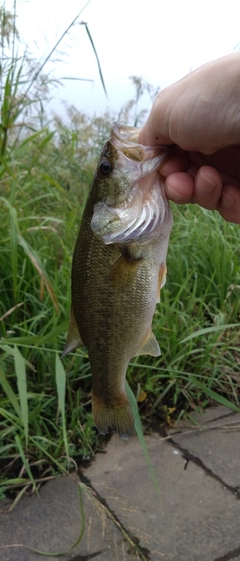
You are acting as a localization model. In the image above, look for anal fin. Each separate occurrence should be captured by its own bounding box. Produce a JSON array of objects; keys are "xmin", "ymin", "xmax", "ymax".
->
[
  {"xmin": 61, "ymin": 306, "xmax": 84, "ymax": 358},
  {"xmin": 134, "ymin": 329, "xmax": 160, "ymax": 358}
]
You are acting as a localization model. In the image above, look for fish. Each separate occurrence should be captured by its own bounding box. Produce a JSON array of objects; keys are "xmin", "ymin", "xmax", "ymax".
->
[{"xmin": 62, "ymin": 122, "xmax": 173, "ymax": 438}]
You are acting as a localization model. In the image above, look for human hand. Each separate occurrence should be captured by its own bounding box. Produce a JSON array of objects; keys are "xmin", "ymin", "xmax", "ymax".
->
[{"xmin": 138, "ymin": 54, "xmax": 240, "ymax": 223}]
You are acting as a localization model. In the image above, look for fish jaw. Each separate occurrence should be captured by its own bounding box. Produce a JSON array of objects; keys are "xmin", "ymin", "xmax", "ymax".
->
[{"xmin": 90, "ymin": 123, "xmax": 171, "ymax": 244}]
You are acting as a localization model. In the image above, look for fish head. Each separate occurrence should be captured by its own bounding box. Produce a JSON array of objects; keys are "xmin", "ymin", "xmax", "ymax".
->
[{"xmin": 91, "ymin": 122, "xmax": 172, "ymax": 244}]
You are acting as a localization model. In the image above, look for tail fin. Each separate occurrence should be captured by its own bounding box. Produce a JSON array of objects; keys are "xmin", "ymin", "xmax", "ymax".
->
[{"xmin": 92, "ymin": 392, "xmax": 134, "ymax": 439}]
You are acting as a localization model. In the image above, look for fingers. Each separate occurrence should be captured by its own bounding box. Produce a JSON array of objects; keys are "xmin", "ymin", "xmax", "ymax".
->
[
  {"xmin": 192, "ymin": 167, "xmax": 223, "ymax": 209},
  {"xmin": 189, "ymin": 149, "xmax": 240, "ymax": 186},
  {"xmin": 164, "ymin": 166, "xmax": 222, "ymax": 207},
  {"xmin": 164, "ymin": 165, "xmax": 240, "ymax": 223},
  {"xmin": 160, "ymin": 149, "xmax": 189, "ymax": 176},
  {"xmin": 165, "ymin": 172, "xmax": 194, "ymax": 203},
  {"xmin": 138, "ymin": 91, "xmax": 171, "ymax": 146},
  {"xmin": 219, "ymin": 184, "xmax": 240, "ymax": 223}
]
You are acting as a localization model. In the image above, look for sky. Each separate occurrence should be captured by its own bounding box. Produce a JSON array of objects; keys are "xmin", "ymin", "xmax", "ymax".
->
[{"xmin": 4, "ymin": 0, "xmax": 240, "ymax": 119}]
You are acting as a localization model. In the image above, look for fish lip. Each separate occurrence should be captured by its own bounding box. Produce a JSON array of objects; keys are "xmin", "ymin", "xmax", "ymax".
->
[
  {"xmin": 111, "ymin": 121, "xmax": 171, "ymax": 156},
  {"xmin": 112, "ymin": 122, "xmax": 140, "ymax": 145},
  {"xmin": 110, "ymin": 122, "xmax": 171, "ymax": 174}
]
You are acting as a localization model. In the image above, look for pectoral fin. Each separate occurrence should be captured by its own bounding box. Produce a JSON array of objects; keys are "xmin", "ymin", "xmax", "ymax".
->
[
  {"xmin": 61, "ymin": 307, "xmax": 84, "ymax": 358},
  {"xmin": 134, "ymin": 329, "xmax": 161, "ymax": 357},
  {"xmin": 157, "ymin": 263, "xmax": 167, "ymax": 303}
]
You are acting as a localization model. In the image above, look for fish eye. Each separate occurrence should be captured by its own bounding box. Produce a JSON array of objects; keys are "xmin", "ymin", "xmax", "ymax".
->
[{"xmin": 99, "ymin": 159, "xmax": 112, "ymax": 176}]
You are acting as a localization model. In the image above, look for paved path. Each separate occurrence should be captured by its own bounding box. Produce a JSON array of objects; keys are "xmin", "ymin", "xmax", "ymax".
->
[{"xmin": 0, "ymin": 405, "xmax": 240, "ymax": 561}]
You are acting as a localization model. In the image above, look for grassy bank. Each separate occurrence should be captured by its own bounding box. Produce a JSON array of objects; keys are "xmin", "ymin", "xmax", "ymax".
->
[{"xmin": 0, "ymin": 7, "xmax": 240, "ymax": 501}]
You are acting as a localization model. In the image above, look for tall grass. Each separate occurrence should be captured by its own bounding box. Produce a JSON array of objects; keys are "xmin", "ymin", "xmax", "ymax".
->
[
  {"xmin": 0, "ymin": 5, "xmax": 111, "ymax": 497},
  {"xmin": 0, "ymin": 6, "xmax": 240, "ymax": 499}
]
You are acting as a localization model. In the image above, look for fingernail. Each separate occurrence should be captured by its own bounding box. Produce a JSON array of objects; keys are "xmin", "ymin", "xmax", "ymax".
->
[
  {"xmin": 198, "ymin": 170, "xmax": 217, "ymax": 193},
  {"xmin": 160, "ymin": 161, "xmax": 173, "ymax": 176},
  {"xmin": 165, "ymin": 178, "xmax": 189, "ymax": 203},
  {"xmin": 222, "ymin": 193, "xmax": 235, "ymax": 210}
]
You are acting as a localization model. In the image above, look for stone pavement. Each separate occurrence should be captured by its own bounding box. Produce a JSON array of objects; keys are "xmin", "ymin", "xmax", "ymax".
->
[{"xmin": 0, "ymin": 405, "xmax": 240, "ymax": 561}]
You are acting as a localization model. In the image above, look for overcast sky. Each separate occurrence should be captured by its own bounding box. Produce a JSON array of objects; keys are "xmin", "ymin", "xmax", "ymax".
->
[{"xmin": 6, "ymin": 0, "xmax": 240, "ymax": 118}]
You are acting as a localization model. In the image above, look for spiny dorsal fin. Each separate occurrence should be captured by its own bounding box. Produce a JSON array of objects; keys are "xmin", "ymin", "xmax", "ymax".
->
[
  {"xmin": 134, "ymin": 329, "xmax": 161, "ymax": 358},
  {"xmin": 61, "ymin": 306, "xmax": 84, "ymax": 358}
]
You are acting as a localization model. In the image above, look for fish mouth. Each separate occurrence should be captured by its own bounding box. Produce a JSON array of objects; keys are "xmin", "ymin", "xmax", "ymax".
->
[
  {"xmin": 111, "ymin": 122, "xmax": 169, "ymax": 164},
  {"xmin": 112, "ymin": 123, "xmax": 140, "ymax": 144},
  {"xmin": 91, "ymin": 123, "xmax": 171, "ymax": 244}
]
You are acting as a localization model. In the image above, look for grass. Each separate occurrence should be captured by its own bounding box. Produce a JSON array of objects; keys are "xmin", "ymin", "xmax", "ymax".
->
[
  {"xmin": 128, "ymin": 205, "xmax": 240, "ymax": 427},
  {"xmin": 0, "ymin": 5, "xmax": 240, "ymax": 502}
]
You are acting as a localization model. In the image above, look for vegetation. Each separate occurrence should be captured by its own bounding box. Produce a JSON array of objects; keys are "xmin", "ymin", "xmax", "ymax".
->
[{"xmin": 0, "ymin": 6, "xmax": 240, "ymax": 503}]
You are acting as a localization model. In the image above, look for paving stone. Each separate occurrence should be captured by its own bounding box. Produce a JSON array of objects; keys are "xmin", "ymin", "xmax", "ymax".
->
[
  {"xmin": 85, "ymin": 433, "xmax": 240, "ymax": 561},
  {"xmin": 169, "ymin": 407, "xmax": 240, "ymax": 487},
  {"xmin": 174, "ymin": 405, "xmax": 238, "ymax": 426},
  {"xmin": 0, "ymin": 474, "xmax": 133, "ymax": 561}
]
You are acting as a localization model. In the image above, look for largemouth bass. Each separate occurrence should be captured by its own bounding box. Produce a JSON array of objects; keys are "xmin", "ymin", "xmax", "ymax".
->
[{"xmin": 63, "ymin": 123, "xmax": 173, "ymax": 438}]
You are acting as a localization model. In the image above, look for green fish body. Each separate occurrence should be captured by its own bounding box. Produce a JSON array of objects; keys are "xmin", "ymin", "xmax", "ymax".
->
[{"xmin": 63, "ymin": 123, "xmax": 173, "ymax": 438}]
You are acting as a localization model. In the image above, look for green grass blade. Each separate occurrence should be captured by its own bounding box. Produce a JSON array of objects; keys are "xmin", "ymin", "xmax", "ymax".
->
[
  {"xmin": 0, "ymin": 321, "xmax": 68, "ymax": 347},
  {"xmin": 15, "ymin": 434, "xmax": 37, "ymax": 493},
  {"xmin": 18, "ymin": 233, "xmax": 59, "ymax": 311},
  {"xmin": 181, "ymin": 323, "xmax": 240, "ymax": 343},
  {"xmin": 55, "ymin": 353, "xmax": 69, "ymax": 458},
  {"xmin": 0, "ymin": 362, "xmax": 21, "ymax": 418},
  {"xmin": 0, "ymin": 407, "xmax": 21, "ymax": 425},
  {"xmin": 7, "ymin": 484, "xmax": 31, "ymax": 512},
  {"xmin": 0, "ymin": 478, "xmax": 27, "ymax": 487},
  {"xmin": 0, "ymin": 196, "xmax": 19, "ymax": 299},
  {"xmin": 84, "ymin": 23, "xmax": 108, "ymax": 99},
  {"xmin": 13, "ymin": 346, "xmax": 28, "ymax": 446},
  {"xmin": 126, "ymin": 381, "xmax": 161, "ymax": 498},
  {"xmin": 189, "ymin": 376, "xmax": 240, "ymax": 413}
]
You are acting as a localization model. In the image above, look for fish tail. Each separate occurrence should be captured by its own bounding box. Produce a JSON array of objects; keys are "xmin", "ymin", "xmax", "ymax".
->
[{"xmin": 92, "ymin": 392, "xmax": 134, "ymax": 439}]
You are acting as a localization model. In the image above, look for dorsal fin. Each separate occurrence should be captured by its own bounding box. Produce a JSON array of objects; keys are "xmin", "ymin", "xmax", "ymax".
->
[
  {"xmin": 134, "ymin": 329, "xmax": 161, "ymax": 358},
  {"xmin": 61, "ymin": 307, "xmax": 84, "ymax": 358}
]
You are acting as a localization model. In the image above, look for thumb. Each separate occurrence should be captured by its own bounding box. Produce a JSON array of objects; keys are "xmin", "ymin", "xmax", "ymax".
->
[{"xmin": 138, "ymin": 89, "xmax": 173, "ymax": 146}]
